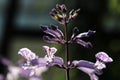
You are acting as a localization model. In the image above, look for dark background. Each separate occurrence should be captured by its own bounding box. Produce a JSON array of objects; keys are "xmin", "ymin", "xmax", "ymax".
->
[{"xmin": 0, "ymin": 0, "xmax": 120, "ymax": 80}]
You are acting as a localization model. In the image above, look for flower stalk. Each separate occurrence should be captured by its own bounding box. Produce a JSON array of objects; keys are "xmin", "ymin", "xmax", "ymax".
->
[{"xmin": 64, "ymin": 22, "xmax": 70, "ymax": 80}]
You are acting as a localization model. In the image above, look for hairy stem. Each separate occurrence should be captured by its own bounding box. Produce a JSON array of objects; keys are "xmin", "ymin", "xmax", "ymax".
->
[{"xmin": 64, "ymin": 22, "xmax": 70, "ymax": 80}]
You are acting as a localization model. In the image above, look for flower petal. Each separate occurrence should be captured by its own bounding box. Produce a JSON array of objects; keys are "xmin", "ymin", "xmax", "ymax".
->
[
  {"xmin": 43, "ymin": 46, "xmax": 57, "ymax": 55},
  {"xmin": 72, "ymin": 60, "xmax": 94, "ymax": 69},
  {"xmin": 43, "ymin": 36, "xmax": 62, "ymax": 43},
  {"xmin": 72, "ymin": 60, "xmax": 100, "ymax": 80},
  {"xmin": 52, "ymin": 57, "xmax": 64, "ymax": 67},
  {"xmin": 71, "ymin": 27, "xmax": 79, "ymax": 39},
  {"xmin": 75, "ymin": 39, "xmax": 92, "ymax": 48},
  {"xmin": 18, "ymin": 48, "xmax": 38, "ymax": 60},
  {"xmin": 50, "ymin": 24, "xmax": 64, "ymax": 39},
  {"xmin": 89, "ymin": 73, "xmax": 98, "ymax": 80},
  {"xmin": 94, "ymin": 60, "xmax": 106, "ymax": 69},
  {"xmin": 40, "ymin": 25, "xmax": 59, "ymax": 38},
  {"xmin": 95, "ymin": 52, "xmax": 113, "ymax": 63},
  {"xmin": 76, "ymin": 30, "xmax": 96, "ymax": 38}
]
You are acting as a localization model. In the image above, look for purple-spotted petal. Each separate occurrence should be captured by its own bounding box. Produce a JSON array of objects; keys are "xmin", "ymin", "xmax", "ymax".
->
[
  {"xmin": 43, "ymin": 46, "xmax": 57, "ymax": 55},
  {"xmin": 95, "ymin": 52, "xmax": 113, "ymax": 63},
  {"xmin": 18, "ymin": 48, "xmax": 38, "ymax": 60}
]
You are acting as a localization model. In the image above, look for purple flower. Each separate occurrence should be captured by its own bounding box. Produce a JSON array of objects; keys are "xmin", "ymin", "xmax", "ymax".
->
[
  {"xmin": 40, "ymin": 24, "xmax": 65, "ymax": 44},
  {"xmin": 43, "ymin": 46, "xmax": 57, "ymax": 62},
  {"xmin": 43, "ymin": 46, "xmax": 64, "ymax": 67},
  {"xmin": 95, "ymin": 52, "xmax": 113, "ymax": 63},
  {"xmin": 71, "ymin": 27, "xmax": 96, "ymax": 48},
  {"xmin": 72, "ymin": 52, "xmax": 113, "ymax": 80},
  {"xmin": 18, "ymin": 48, "xmax": 38, "ymax": 61},
  {"xmin": 95, "ymin": 52, "xmax": 113, "ymax": 69},
  {"xmin": 72, "ymin": 60, "xmax": 102, "ymax": 80},
  {"xmin": 18, "ymin": 48, "xmax": 40, "ymax": 70}
]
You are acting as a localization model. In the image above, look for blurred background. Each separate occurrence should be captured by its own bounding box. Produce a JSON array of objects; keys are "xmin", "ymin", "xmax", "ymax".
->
[{"xmin": 0, "ymin": 0, "xmax": 120, "ymax": 80}]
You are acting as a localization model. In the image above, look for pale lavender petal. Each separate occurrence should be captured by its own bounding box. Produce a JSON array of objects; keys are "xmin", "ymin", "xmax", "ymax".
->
[
  {"xmin": 75, "ymin": 39, "xmax": 92, "ymax": 48},
  {"xmin": 20, "ymin": 69, "xmax": 31, "ymax": 77},
  {"xmin": 36, "ymin": 58, "xmax": 47, "ymax": 67},
  {"xmin": 42, "ymin": 46, "xmax": 50, "ymax": 54},
  {"xmin": 50, "ymin": 47, "xmax": 57, "ymax": 55},
  {"xmin": 94, "ymin": 60, "xmax": 106, "ymax": 69},
  {"xmin": 52, "ymin": 57, "xmax": 64, "ymax": 67},
  {"xmin": 18, "ymin": 48, "xmax": 37, "ymax": 60},
  {"xmin": 72, "ymin": 60, "xmax": 94, "ymax": 69},
  {"xmin": 76, "ymin": 30, "xmax": 96, "ymax": 38},
  {"xmin": 95, "ymin": 69, "xmax": 103, "ymax": 75},
  {"xmin": 89, "ymin": 73, "xmax": 98, "ymax": 80},
  {"xmin": 95, "ymin": 52, "xmax": 113, "ymax": 63},
  {"xmin": 7, "ymin": 66, "xmax": 21, "ymax": 80}
]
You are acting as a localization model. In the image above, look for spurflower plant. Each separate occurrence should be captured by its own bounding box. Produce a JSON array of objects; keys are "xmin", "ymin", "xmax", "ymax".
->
[{"xmin": 17, "ymin": 4, "xmax": 113, "ymax": 80}]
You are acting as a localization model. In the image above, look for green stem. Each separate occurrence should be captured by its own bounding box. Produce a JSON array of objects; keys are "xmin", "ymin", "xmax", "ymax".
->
[{"xmin": 64, "ymin": 22, "xmax": 70, "ymax": 80}]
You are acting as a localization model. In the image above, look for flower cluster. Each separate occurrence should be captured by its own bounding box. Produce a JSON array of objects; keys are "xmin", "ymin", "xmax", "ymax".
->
[
  {"xmin": 0, "ymin": 55, "xmax": 47, "ymax": 80},
  {"xmin": 16, "ymin": 4, "xmax": 113, "ymax": 80},
  {"xmin": 50, "ymin": 4, "xmax": 80, "ymax": 25},
  {"xmin": 18, "ymin": 46, "xmax": 64, "ymax": 70}
]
